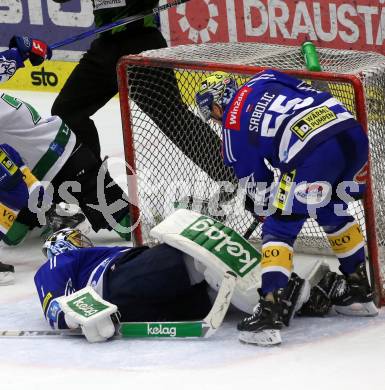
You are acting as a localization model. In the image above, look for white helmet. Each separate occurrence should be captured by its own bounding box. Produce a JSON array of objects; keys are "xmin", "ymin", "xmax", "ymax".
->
[{"xmin": 42, "ymin": 228, "xmax": 93, "ymax": 259}]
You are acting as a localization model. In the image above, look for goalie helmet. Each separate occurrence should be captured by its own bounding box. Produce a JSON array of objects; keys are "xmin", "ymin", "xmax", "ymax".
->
[
  {"xmin": 195, "ymin": 71, "xmax": 238, "ymax": 122},
  {"xmin": 42, "ymin": 228, "xmax": 93, "ymax": 259}
]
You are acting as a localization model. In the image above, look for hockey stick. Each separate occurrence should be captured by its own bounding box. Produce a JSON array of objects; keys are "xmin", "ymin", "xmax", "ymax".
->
[
  {"xmin": 0, "ymin": 271, "xmax": 237, "ymax": 339},
  {"xmin": 243, "ymin": 218, "xmax": 260, "ymax": 240},
  {"xmin": 50, "ymin": 0, "xmax": 190, "ymax": 50}
]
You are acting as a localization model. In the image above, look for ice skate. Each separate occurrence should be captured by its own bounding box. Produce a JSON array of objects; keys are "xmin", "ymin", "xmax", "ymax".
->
[
  {"xmin": 44, "ymin": 203, "xmax": 91, "ymax": 236},
  {"xmin": 237, "ymin": 273, "xmax": 307, "ymax": 346},
  {"xmin": 0, "ymin": 261, "xmax": 15, "ymax": 286},
  {"xmin": 332, "ymin": 262, "xmax": 378, "ymax": 317}
]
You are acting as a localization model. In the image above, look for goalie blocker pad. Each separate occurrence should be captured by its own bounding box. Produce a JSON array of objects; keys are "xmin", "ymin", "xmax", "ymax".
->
[{"xmin": 150, "ymin": 209, "xmax": 262, "ymax": 314}]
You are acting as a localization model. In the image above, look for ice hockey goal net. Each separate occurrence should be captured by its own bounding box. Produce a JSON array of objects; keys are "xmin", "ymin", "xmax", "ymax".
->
[{"xmin": 117, "ymin": 42, "xmax": 385, "ymax": 305}]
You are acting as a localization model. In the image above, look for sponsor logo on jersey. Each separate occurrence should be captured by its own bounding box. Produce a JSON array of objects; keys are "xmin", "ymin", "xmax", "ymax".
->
[
  {"xmin": 93, "ymin": 0, "xmax": 126, "ymax": 11},
  {"xmin": 31, "ymin": 67, "xmax": 58, "ymax": 87},
  {"xmin": 225, "ymin": 86, "xmax": 252, "ymax": 131},
  {"xmin": 181, "ymin": 216, "xmax": 261, "ymax": 277},
  {"xmin": 147, "ymin": 324, "xmax": 177, "ymax": 337},
  {"xmin": 273, "ymin": 170, "xmax": 296, "ymax": 210},
  {"xmin": 294, "ymin": 182, "xmax": 331, "ymax": 205},
  {"xmin": 0, "ymin": 150, "xmax": 18, "ymax": 176},
  {"xmin": 291, "ymin": 106, "xmax": 337, "ymax": 140},
  {"xmin": 353, "ymin": 162, "xmax": 369, "ymax": 185}
]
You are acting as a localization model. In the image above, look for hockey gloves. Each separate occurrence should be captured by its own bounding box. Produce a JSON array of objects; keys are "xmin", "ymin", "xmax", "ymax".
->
[
  {"xmin": 57, "ymin": 286, "xmax": 118, "ymax": 343},
  {"xmin": 9, "ymin": 36, "xmax": 52, "ymax": 66}
]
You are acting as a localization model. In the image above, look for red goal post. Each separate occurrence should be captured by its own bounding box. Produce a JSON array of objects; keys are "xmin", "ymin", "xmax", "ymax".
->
[{"xmin": 117, "ymin": 43, "xmax": 385, "ymax": 306}]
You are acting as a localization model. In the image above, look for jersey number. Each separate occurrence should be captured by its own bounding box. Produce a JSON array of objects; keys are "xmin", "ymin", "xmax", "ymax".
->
[{"xmin": 261, "ymin": 95, "xmax": 314, "ymax": 137}]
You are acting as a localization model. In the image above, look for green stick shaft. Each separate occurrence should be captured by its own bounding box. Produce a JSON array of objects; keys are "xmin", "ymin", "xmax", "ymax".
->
[{"xmin": 0, "ymin": 273, "xmax": 236, "ymax": 339}]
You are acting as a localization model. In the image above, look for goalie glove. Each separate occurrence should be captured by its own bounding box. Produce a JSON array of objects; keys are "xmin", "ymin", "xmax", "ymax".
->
[{"xmin": 56, "ymin": 286, "xmax": 118, "ymax": 343}]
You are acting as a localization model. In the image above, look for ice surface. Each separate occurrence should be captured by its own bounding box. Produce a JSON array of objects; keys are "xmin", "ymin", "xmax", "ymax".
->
[{"xmin": 1, "ymin": 90, "xmax": 385, "ymax": 390}]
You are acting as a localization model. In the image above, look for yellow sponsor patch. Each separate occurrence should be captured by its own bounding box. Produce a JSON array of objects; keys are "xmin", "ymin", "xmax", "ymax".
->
[
  {"xmin": 42, "ymin": 292, "xmax": 53, "ymax": 313},
  {"xmin": 327, "ymin": 223, "xmax": 364, "ymax": 256},
  {"xmin": 273, "ymin": 170, "xmax": 296, "ymax": 211},
  {"xmin": 291, "ymin": 106, "xmax": 337, "ymax": 140},
  {"xmin": 0, "ymin": 150, "xmax": 18, "ymax": 176},
  {"xmin": 21, "ymin": 167, "xmax": 38, "ymax": 189},
  {"xmin": 0, "ymin": 204, "xmax": 17, "ymax": 231},
  {"xmin": 261, "ymin": 244, "xmax": 293, "ymax": 272}
]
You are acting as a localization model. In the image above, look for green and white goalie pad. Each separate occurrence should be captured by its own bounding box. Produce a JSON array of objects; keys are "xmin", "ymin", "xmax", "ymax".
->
[{"xmin": 150, "ymin": 209, "xmax": 262, "ymax": 314}]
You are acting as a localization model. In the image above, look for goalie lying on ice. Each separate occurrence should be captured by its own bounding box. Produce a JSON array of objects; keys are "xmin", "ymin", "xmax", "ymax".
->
[{"xmin": 34, "ymin": 209, "xmax": 353, "ymax": 344}]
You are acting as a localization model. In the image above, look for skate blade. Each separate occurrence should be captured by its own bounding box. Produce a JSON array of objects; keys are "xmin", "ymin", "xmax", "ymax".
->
[
  {"xmin": 0, "ymin": 272, "xmax": 15, "ymax": 286},
  {"xmin": 334, "ymin": 301, "xmax": 379, "ymax": 317},
  {"xmin": 294, "ymin": 279, "xmax": 311, "ymax": 313},
  {"xmin": 239, "ymin": 329, "xmax": 282, "ymax": 346}
]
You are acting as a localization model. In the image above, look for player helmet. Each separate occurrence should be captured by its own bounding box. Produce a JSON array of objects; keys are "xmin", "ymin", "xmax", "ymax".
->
[
  {"xmin": 42, "ymin": 228, "xmax": 93, "ymax": 259},
  {"xmin": 195, "ymin": 71, "xmax": 238, "ymax": 122}
]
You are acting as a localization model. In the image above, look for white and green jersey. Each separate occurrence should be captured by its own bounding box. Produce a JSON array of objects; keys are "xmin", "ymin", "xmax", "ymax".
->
[{"xmin": 0, "ymin": 93, "xmax": 76, "ymax": 182}]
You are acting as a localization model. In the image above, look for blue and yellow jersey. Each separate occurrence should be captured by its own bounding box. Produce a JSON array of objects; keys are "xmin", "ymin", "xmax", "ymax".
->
[{"xmin": 222, "ymin": 69, "xmax": 359, "ymax": 184}]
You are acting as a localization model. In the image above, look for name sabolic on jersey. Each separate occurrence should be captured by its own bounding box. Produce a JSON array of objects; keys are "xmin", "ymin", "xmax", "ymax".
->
[
  {"xmin": 222, "ymin": 70, "xmax": 358, "ymax": 182},
  {"xmin": 34, "ymin": 246, "xmax": 132, "ymax": 329}
]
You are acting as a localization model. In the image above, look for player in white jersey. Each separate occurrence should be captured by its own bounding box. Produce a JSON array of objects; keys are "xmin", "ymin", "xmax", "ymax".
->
[{"xmin": 0, "ymin": 36, "xmax": 132, "ymax": 255}]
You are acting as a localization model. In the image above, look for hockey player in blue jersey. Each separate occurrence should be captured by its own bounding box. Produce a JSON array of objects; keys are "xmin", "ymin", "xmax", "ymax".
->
[
  {"xmin": 35, "ymin": 228, "xmax": 212, "ymax": 342},
  {"xmin": 195, "ymin": 70, "xmax": 378, "ymax": 346}
]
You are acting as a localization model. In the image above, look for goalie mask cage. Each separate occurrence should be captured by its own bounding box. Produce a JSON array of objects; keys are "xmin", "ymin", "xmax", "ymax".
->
[{"xmin": 117, "ymin": 42, "xmax": 385, "ymax": 306}]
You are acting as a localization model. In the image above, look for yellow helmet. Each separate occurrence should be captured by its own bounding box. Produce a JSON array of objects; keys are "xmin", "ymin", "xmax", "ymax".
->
[
  {"xmin": 42, "ymin": 228, "xmax": 93, "ymax": 259},
  {"xmin": 195, "ymin": 71, "xmax": 238, "ymax": 121}
]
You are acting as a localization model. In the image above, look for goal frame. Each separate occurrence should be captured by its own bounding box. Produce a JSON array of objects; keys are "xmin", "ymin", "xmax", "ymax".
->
[{"xmin": 117, "ymin": 55, "xmax": 383, "ymax": 306}]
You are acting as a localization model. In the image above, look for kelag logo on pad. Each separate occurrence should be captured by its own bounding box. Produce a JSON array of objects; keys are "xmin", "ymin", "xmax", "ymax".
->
[{"xmin": 181, "ymin": 216, "xmax": 261, "ymax": 277}]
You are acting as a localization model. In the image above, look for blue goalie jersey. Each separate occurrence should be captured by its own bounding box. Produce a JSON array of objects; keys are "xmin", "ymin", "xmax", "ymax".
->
[
  {"xmin": 222, "ymin": 70, "xmax": 358, "ymax": 182},
  {"xmin": 34, "ymin": 246, "xmax": 132, "ymax": 329}
]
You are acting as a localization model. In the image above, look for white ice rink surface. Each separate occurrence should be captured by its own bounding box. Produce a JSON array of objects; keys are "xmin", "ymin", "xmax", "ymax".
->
[{"xmin": 1, "ymin": 90, "xmax": 385, "ymax": 390}]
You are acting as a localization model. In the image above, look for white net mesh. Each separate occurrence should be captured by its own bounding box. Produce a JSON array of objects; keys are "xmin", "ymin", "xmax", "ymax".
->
[{"xmin": 118, "ymin": 42, "xmax": 385, "ymax": 301}]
